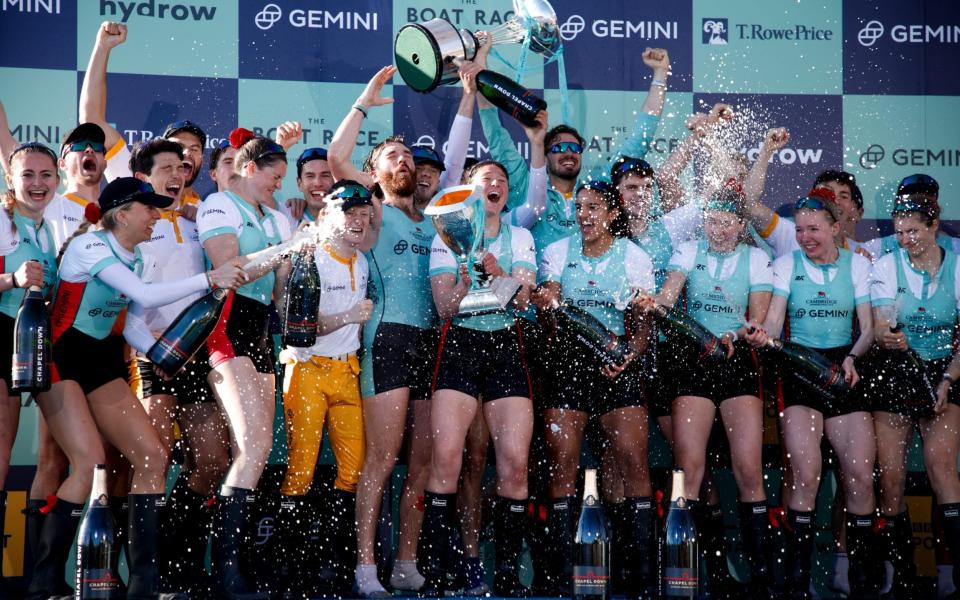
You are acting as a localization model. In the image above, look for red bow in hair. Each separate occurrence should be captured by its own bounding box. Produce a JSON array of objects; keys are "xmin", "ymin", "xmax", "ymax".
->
[
  {"xmin": 84, "ymin": 202, "xmax": 102, "ymax": 223},
  {"xmin": 807, "ymin": 186, "xmax": 836, "ymax": 203},
  {"xmin": 229, "ymin": 127, "xmax": 255, "ymax": 149},
  {"xmin": 724, "ymin": 177, "xmax": 745, "ymax": 197}
]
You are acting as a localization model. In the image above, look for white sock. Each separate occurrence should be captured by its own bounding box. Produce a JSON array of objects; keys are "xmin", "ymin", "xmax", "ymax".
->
[
  {"xmin": 355, "ymin": 564, "xmax": 388, "ymax": 594},
  {"xmin": 829, "ymin": 552, "xmax": 850, "ymax": 594},
  {"xmin": 939, "ymin": 565, "xmax": 956, "ymax": 598},
  {"xmin": 389, "ymin": 560, "xmax": 425, "ymax": 590}
]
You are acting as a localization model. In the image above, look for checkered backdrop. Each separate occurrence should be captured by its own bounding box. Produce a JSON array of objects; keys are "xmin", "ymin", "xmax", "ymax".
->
[{"xmin": 1, "ymin": 0, "xmax": 958, "ymax": 581}]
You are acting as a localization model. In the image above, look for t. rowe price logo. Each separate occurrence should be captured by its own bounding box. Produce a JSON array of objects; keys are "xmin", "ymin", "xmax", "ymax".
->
[
  {"xmin": 254, "ymin": 3, "xmax": 379, "ymax": 32},
  {"xmin": 702, "ymin": 18, "xmax": 728, "ymax": 44},
  {"xmin": 702, "ymin": 18, "xmax": 833, "ymax": 43},
  {"xmin": 857, "ymin": 20, "xmax": 960, "ymax": 47},
  {"xmin": 99, "ymin": 0, "xmax": 216, "ymax": 22},
  {"xmin": 559, "ymin": 14, "xmax": 678, "ymax": 41},
  {"xmin": 859, "ymin": 144, "xmax": 960, "ymax": 169}
]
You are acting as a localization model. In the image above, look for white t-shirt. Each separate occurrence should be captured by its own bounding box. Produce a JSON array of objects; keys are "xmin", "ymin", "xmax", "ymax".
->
[{"xmin": 285, "ymin": 244, "xmax": 369, "ymax": 361}]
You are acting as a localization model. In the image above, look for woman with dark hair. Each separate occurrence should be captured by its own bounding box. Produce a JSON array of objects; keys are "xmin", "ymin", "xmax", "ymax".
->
[
  {"xmin": 747, "ymin": 188, "xmax": 877, "ymax": 599},
  {"xmin": 24, "ymin": 176, "xmax": 243, "ymax": 600},
  {"xmin": 0, "ymin": 143, "xmax": 59, "ymax": 594},
  {"xmin": 649, "ymin": 181, "xmax": 774, "ymax": 597},
  {"xmin": 195, "ymin": 128, "xmax": 295, "ymax": 600},
  {"xmin": 533, "ymin": 180, "xmax": 655, "ymax": 599},
  {"xmin": 869, "ymin": 193, "xmax": 960, "ymax": 598},
  {"xmin": 418, "ymin": 161, "xmax": 537, "ymax": 597}
]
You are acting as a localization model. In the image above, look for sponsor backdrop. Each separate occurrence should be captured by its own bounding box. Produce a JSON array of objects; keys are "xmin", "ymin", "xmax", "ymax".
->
[{"xmin": 1, "ymin": 0, "xmax": 958, "ymax": 586}]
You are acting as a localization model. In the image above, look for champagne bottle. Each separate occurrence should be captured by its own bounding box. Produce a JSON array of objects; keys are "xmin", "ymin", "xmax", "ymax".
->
[
  {"xmin": 553, "ymin": 302, "xmax": 633, "ymax": 366},
  {"xmin": 147, "ymin": 288, "xmax": 229, "ymax": 377},
  {"xmin": 662, "ymin": 469, "xmax": 698, "ymax": 598},
  {"xmin": 282, "ymin": 248, "xmax": 321, "ymax": 348},
  {"xmin": 762, "ymin": 337, "xmax": 849, "ymax": 399},
  {"xmin": 890, "ymin": 323, "xmax": 938, "ymax": 415},
  {"xmin": 573, "ymin": 469, "xmax": 609, "ymax": 600},
  {"xmin": 651, "ymin": 304, "xmax": 726, "ymax": 361},
  {"xmin": 11, "ymin": 285, "xmax": 51, "ymax": 394},
  {"xmin": 75, "ymin": 464, "xmax": 122, "ymax": 598},
  {"xmin": 476, "ymin": 70, "xmax": 547, "ymax": 127}
]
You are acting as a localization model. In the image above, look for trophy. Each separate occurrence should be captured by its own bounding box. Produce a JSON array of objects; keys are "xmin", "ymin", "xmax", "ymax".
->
[
  {"xmin": 394, "ymin": 0, "xmax": 561, "ymax": 93},
  {"xmin": 425, "ymin": 185, "xmax": 522, "ymax": 316}
]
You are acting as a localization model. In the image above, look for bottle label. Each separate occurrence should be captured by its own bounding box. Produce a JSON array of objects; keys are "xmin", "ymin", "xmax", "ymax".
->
[
  {"xmin": 11, "ymin": 353, "xmax": 30, "ymax": 383},
  {"xmin": 78, "ymin": 567, "xmax": 122, "ymax": 597},
  {"xmin": 155, "ymin": 337, "xmax": 190, "ymax": 362},
  {"xmin": 572, "ymin": 565, "xmax": 609, "ymax": 595},
  {"xmin": 663, "ymin": 567, "xmax": 699, "ymax": 596},
  {"xmin": 284, "ymin": 318, "xmax": 318, "ymax": 334}
]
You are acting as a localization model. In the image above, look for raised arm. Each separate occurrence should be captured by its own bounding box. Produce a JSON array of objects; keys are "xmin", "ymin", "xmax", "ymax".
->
[
  {"xmin": 80, "ymin": 21, "xmax": 127, "ymax": 150},
  {"xmin": 328, "ymin": 66, "xmax": 395, "ymax": 187},
  {"xmin": 639, "ymin": 47, "xmax": 670, "ymax": 117},
  {"xmin": 506, "ymin": 111, "xmax": 548, "ymax": 228},
  {"xmin": 0, "ymin": 100, "xmax": 16, "ymax": 174},
  {"xmin": 438, "ymin": 61, "xmax": 479, "ymax": 189},
  {"xmin": 744, "ymin": 128, "xmax": 789, "ymax": 235}
]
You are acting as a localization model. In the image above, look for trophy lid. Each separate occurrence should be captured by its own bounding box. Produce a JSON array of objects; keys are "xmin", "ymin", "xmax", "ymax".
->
[{"xmin": 424, "ymin": 185, "xmax": 482, "ymax": 215}]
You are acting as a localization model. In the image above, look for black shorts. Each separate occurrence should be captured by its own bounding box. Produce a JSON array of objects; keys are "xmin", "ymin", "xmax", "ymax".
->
[
  {"xmin": 865, "ymin": 350, "xmax": 960, "ymax": 417},
  {"xmin": 675, "ymin": 340, "xmax": 760, "ymax": 403},
  {"xmin": 776, "ymin": 345, "xmax": 869, "ymax": 418},
  {"xmin": 543, "ymin": 332, "xmax": 645, "ymax": 416},
  {"xmin": 130, "ymin": 347, "xmax": 214, "ymax": 405},
  {"xmin": 432, "ymin": 322, "xmax": 532, "ymax": 401},
  {"xmin": 360, "ymin": 322, "xmax": 436, "ymax": 400},
  {"xmin": 206, "ymin": 292, "xmax": 274, "ymax": 374},
  {"xmin": 0, "ymin": 313, "xmax": 13, "ymax": 391},
  {"xmin": 647, "ymin": 339, "xmax": 682, "ymax": 419},
  {"xmin": 52, "ymin": 327, "xmax": 127, "ymax": 394}
]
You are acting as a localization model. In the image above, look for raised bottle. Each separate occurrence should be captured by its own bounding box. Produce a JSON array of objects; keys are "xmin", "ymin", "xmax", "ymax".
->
[
  {"xmin": 662, "ymin": 468, "xmax": 698, "ymax": 598},
  {"xmin": 147, "ymin": 288, "xmax": 229, "ymax": 377},
  {"xmin": 476, "ymin": 69, "xmax": 547, "ymax": 127},
  {"xmin": 554, "ymin": 303, "xmax": 633, "ymax": 366},
  {"xmin": 573, "ymin": 469, "xmax": 609, "ymax": 600},
  {"xmin": 282, "ymin": 247, "xmax": 321, "ymax": 348},
  {"xmin": 11, "ymin": 285, "xmax": 51, "ymax": 394},
  {"xmin": 75, "ymin": 464, "xmax": 122, "ymax": 598}
]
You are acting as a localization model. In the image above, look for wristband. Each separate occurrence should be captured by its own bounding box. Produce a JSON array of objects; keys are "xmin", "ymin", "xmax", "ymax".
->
[
  {"xmin": 944, "ymin": 374, "xmax": 956, "ymax": 385},
  {"xmin": 846, "ymin": 353, "xmax": 858, "ymax": 361},
  {"xmin": 205, "ymin": 271, "xmax": 215, "ymax": 290},
  {"xmin": 11, "ymin": 273, "xmax": 19, "ymax": 289},
  {"xmin": 651, "ymin": 79, "xmax": 667, "ymax": 88},
  {"xmin": 724, "ymin": 330, "xmax": 738, "ymax": 342},
  {"xmin": 352, "ymin": 104, "xmax": 368, "ymax": 118}
]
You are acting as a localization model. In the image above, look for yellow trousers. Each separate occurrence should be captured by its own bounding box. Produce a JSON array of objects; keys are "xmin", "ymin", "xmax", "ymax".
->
[{"xmin": 280, "ymin": 354, "xmax": 365, "ymax": 495}]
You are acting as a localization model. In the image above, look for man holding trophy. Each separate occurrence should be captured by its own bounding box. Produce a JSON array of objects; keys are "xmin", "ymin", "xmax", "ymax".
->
[{"xmin": 418, "ymin": 161, "xmax": 538, "ymax": 597}]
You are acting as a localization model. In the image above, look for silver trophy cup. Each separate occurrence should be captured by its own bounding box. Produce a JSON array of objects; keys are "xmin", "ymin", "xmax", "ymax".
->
[
  {"xmin": 394, "ymin": 0, "xmax": 561, "ymax": 92},
  {"xmin": 424, "ymin": 186, "xmax": 522, "ymax": 316}
]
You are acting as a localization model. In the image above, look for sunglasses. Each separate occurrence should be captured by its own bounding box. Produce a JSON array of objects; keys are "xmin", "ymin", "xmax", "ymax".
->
[
  {"xmin": 548, "ymin": 141, "xmax": 583, "ymax": 155},
  {"xmin": 251, "ymin": 141, "xmax": 287, "ymax": 164},
  {"xmin": 63, "ymin": 140, "xmax": 106, "ymax": 155},
  {"xmin": 10, "ymin": 142, "xmax": 58, "ymax": 163},
  {"xmin": 296, "ymin": 147, "xmax": 328, "ymax": 168},
  {"xmin": 794, "ymin": 197, "xmax": 830, "ymax": 212},
  {"xmin": 330, "ymin": 182, "xmax": 371, "ymax": 201},
  {"xmin": 613, "ymin": 157, "xmax": 653, "ymax": 176}
]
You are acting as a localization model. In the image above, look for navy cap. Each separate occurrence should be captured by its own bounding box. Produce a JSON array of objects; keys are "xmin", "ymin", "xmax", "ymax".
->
[
  {"xmin": 411, "ymin": 145, "xmax": 445, "ymax": 171},
  {"xmin": 163, "ymin": 120, "xmax": 207, "ymax": 148},
  {"xmin": 98, "ymin": 177, "xmax": 173, "ymax": 213},
  {"xmin": 897, "ymin": 173, "xmax": 939, "ymax": 198},
  {"xmin": 61, "ymin": 123, "xmax": 106, "ymax": 156}
]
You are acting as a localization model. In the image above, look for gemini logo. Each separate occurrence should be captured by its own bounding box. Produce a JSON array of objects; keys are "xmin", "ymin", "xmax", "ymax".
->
[
  {"xmin": 559, "ymin": 15, "xmax": 585, "ymax": 41},
  {"xmin": 858, "ymin": 20, "xmax": 884, "ymax": 47},
  {"xmin": 254, "ymin": 2, "xmax": 281, "ymax": 29},
  {"xmin": 702, "ymin": 18, "xmax": 728, "ymax": 44},
  {"xmin": 859, "ymin": 144, "xmax": 885, "ymax": 169},
  {"xmin": 254, "ymin": 3, "xmax": 380, "ymax": 32},
  {"xmin": 559, "ymin": 14, "xmax": 677, "ymax": 41}
]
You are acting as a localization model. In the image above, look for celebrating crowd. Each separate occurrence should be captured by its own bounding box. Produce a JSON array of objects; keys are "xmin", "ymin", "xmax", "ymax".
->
[{"xmin": 0, "ymin": 20, "xmax": 958, "ymax": 600}]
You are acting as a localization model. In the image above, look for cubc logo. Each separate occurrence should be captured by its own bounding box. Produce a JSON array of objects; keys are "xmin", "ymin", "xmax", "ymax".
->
[
  {"xmin": 254, "ymin": 3, "xmax": 379, "ymax": 32},
  {"xmin": 100, "ymin": 0, "xmax": 217, "ymax": 22},
  {"xmin": 702, "ymin": 18, "xmax": 728, "ymax": 44}
]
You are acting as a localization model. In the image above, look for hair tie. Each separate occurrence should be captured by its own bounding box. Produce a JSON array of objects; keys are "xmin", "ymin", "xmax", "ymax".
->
[
  {"xmin": 84, "ymin": 202, "xmax": 102, "ymax": 223},
  {"xmin": 229, "ymin": 127, "xmax": 255, "ymax": 149}
]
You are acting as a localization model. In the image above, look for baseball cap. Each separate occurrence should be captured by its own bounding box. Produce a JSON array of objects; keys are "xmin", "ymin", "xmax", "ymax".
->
[
  {"xmin": 60, "ymin": 123, "xmax": 106, "ymax": 156},
  {"xmin": 329, "ymin": 180, "xmax": 373, "ymax": 212},
  {"xmin": 98, "ymin": 177, "xmax": 174, "ymax": 213},
  {"xmin": 610, "ymin": 155, "xmax": 654, "ymax": 185},
  {"xmin": 411, "ymin": 145, "xmax": 445, "ymax": 171},
  {"xmin": 163, "ymin": 120, "xmax": 207, "ymax": 148},
  {"xmin": 897, "ymin": 173, "xmax": 939, "ymax": 198},
  {"xmin": 296, "ymin": 147, "xmax": 328, "ymax": 178}
]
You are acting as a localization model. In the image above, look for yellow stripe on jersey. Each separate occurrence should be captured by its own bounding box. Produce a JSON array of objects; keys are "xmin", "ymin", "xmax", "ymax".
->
[
  {"xmin": 64, "ymin": 192, "xmax": 91, "ymax": 207},
  {"xmin": 759, "ymin": 213, "xmax": 779, "ymax": 239},
  {"xmin": 182, "ymin": 189, "xmax": 200, "ymax": 206},
  {"xmin": 323, "ymin": 243, "xmax": 359, "ymax": 291},
  {"xmin": 104, "ymin": 138, "xmax": 125, "ymax": 161}
]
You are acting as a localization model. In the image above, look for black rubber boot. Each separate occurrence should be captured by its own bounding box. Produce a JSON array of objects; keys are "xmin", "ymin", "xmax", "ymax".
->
[
  {"xmin": 528, "ymin": 499, "xmax": 552, "ymax": 596},
  {"xmin": 739, "ymin": 501, "xmax": 774, "ymax": 596},
  {"xmin": 311, "ymin": 489, "xmax": 357, "ymax": 596},
  {"xmin": 417, "ymin": 491, "xmax": 456, "ymax": 597},
  {"xmin": 492, "ymin": 497, "xmax": 529, "ymax": 597},
  {"xmin": 619, "ymin": 497, "xmax": 655, "ymax": 600},
  {"xmin": 275, "ymin": 495, "xmax": 309, "ymax": 599},
  {"xmin": 548, "ymin": 496, "xmax": 574, "ymax": 597},
  {"xmin": 939, "ymin": 504, "xmax": 960, "ymax": 596},
  {"xmin": 25, "ymin": 497, "xmax": 83, "ymax": 600},
  {"xmin": 785, "ymin": 509, "xmax": 814, "ymax": 600},
  {"xmin": 159, "ymin": 477, "xmax": 213, "ymax": 596},
  {"xmin": 605, "ymin": 501, "xmax": 625, "ymax": 595},
  {"xmin": 846, "ymin": 513, "xmax": 882, "ymax": 600},
  {"xmin": 128, "ymin": 494, "xmax": 188, "ymax": 600},
  {"xmin": 212, "ymin": 487, "xmax": 269, "ymax": 600},
  {"xmin": 882, "ymin": 511, "xmax": 916, "ymax": 599},
  {"xmin": 701, "ymin": 503, "xmax": 739, "ymax": 599}
]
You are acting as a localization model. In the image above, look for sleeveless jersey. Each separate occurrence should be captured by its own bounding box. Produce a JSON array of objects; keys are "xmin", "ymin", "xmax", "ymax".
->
[{"xmin": 0, "ymin": 208, "xmax": 57, "ymax": 318}]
